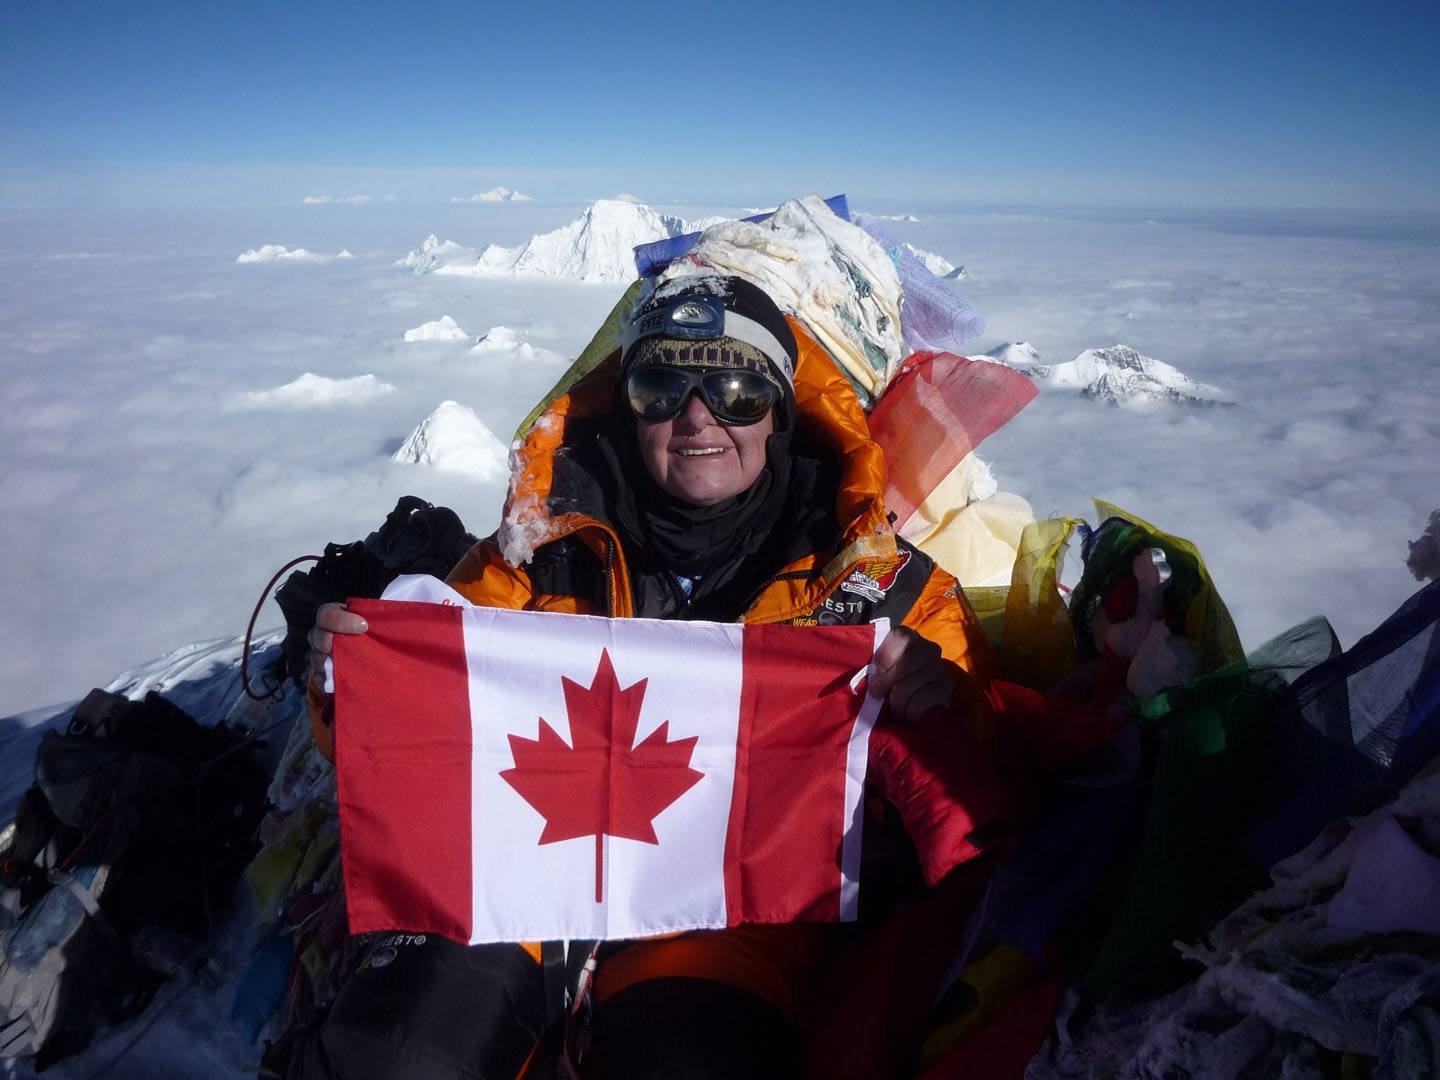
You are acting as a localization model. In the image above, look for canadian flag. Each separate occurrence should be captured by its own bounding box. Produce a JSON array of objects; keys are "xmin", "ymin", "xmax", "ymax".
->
[{"xmin": 333, "ymin": 575, "xmax": 888, "ymax": 944}]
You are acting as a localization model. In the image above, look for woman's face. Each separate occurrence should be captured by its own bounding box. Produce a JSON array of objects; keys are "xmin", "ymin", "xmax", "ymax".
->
[{"xmin": 635, "ymin": 389, "xmax": 774, "ymax": 506}]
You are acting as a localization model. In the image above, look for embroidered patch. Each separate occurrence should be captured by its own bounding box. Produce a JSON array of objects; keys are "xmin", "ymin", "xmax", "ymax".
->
[{"xmin": 839, "ymin": 550, "xmax": 912, "ymax": 603}]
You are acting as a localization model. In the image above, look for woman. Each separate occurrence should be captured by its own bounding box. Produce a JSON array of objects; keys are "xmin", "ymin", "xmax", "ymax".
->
[{"xmin": 296, "ymin": 275, "xmax": 998, "ymax": 1079}]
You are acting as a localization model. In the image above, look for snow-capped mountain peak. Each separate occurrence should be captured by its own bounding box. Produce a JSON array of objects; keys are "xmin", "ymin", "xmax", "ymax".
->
[
  {"xmin": 450, "ymin": 186, "xmax": 535, "ymax": 203},
  {"xmin": 393, "ymin": 401, "xmax": 509, "ymax": 479},
  {"xmin": 1037, "ymin": 345, "xmax": 1227, "ymax": 406},
  {"xmin": 979, "ymin": 341, "xmax": 1225, "ymax": 406},
  {"xmin": 902, "ymin": 242, "xmax": 956, "ymax": 278},
  {"xmin": 425, "ymin": 198, "xmax": 694, "ymax": 283},
  {"xmin": 980, "ymin": 341, "xmax": 1043, "ymax": 369},
  {"xmin": 397, "ymin": 234, "xmax": 463, "ymax": 273},
  {"xmin": 403, "ymin": 315, "xmax": 469, "ymax": 343}
]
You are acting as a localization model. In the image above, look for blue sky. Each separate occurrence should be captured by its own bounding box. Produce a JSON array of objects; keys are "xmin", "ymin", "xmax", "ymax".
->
[{"xmin": 3, "ymin": 0, "xmax": 1437, "ymax": 210}]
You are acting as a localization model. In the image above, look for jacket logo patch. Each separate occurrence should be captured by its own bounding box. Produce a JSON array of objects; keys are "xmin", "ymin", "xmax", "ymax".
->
[{"xmin": 839, "ymin": 550, "xmax": 911, "ymax": 603}]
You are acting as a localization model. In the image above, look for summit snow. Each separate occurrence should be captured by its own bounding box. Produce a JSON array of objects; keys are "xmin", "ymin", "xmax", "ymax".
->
[
  {"xmin": 403, "ymin": 316, "xmax": 470, "ymax": 343},
  {"xmin": 398, "ymin": 235, "xmax": 464, "ymax": 273},
  {"xmin": 402, "ymin": 199, "xmax": 698, "ymax": 284},
  {"xmin": 393, "ymin": 401, "xmax": 509, "ymax": 480},
  {"xmin": 984, "ymin": 342, "xmax": 1227, "ymax": 406}
]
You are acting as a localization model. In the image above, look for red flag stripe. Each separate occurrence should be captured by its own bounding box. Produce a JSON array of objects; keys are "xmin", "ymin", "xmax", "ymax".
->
[
  {"xmin": 725, "ymin": 622, "xmax": 877, "ymax": 923},
  {"xmin": 335, "ymin": 598, "xmax": 474, "ymax": 941}
]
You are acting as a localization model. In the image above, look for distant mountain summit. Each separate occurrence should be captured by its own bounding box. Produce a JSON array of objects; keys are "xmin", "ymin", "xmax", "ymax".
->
[
  {"xmin": 451, "ymin": 186, "xmax": 535, "ymax": 203},
  {"xmin": 1042, "ymin": 345, "xmax": 1227, "ymax": 406},
  {"xmin": 901, "ymin": 242, "xmax": 957, "ymax": 278},
  {"xmin": 981, "ymin": 341, "xmax": 1043, "ymax": 369},
  {"xmin": 393, "ymin": 401, "xmax": 509, "ymax": 479},
  {"xmin": 469, "ymin": 199, "xmax": 690, "ymax": 283},
  {"xmin": 981, "ymin": 342, "xmax": 1225, "ymax": 406},
  {"xmin": 403, "ymin": 199, "xmax": 696, "ymax": 284},
  {"xmin": 397, "ymin": 235, "xmax": 463, "ymax": 273}
]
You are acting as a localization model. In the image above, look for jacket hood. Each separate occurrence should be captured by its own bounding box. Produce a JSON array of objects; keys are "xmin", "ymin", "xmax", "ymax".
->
[{"xmin": 497, "ymin": 291, "xmax": 897, "ymax": 611}]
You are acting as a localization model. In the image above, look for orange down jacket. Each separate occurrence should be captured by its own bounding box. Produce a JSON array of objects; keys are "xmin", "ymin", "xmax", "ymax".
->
[{"xmin": 312, "ymin": 316, "xmax": 1001, "ymax": 1024}]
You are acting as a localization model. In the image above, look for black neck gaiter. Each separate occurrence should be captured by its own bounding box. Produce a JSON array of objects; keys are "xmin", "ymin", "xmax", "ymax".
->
[{"xmin": 597, "ymin": 389, "xmax": 796, "ymax": 583}]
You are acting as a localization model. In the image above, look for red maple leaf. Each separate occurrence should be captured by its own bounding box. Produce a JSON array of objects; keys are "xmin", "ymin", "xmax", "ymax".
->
[{"xmin": 500, "ymin": 648, "xmax": 704, "ymax": 903}]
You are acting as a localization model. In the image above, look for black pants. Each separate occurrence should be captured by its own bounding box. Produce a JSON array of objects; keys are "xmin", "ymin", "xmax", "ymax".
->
[
  {"xmin": 284, "ymin": 938, "xmax": 797, "ymax": 1080},
  {"xmin": 285, "ymin": 936, "xmax": 545, "ymax": 1080},
  {"xmin": 587, "ymin": 977, "xmax": 797, "ymax": 1080}
]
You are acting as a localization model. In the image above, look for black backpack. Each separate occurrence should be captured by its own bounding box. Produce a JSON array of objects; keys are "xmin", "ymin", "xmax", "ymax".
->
[
  {"xmin": 0, "ymin": 689, "xmax": 268, "ymax": 1067},
  {"xmin": 271, "ymin": 495, "xmax": 478, "ymax": 688}
]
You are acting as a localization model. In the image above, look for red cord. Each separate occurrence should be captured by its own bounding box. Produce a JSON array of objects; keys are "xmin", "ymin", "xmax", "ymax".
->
[
  {"xmin": 241, "ymin": 554, "xmax": 322, "ymax": 700},
  {"xmin": 59, "ymin": 797, "xmax": 132, "ymax": 872}
]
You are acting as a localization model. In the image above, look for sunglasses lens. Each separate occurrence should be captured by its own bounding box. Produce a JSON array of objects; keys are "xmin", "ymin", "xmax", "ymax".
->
[
  {"xmin": 626, "ymin": 367, "xmax": 779, "ymax": 425},
  {"xmin": 701, "ymin": 370, "xmax": 778, "ymax": 424},
  {"xmin": 626, "ymin": 368, "xmax": 692, "ymax": 421}
]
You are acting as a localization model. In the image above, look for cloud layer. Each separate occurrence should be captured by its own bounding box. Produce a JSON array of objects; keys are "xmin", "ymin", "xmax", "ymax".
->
[{"xmin": 0, "ymin": 201, "xmax": 1437, "ymax": 716}]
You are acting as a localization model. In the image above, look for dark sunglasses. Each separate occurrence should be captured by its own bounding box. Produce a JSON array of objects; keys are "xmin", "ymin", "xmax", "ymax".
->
[{"xmin": 625, "ymin": 367, "xmax": 779, "ymax": 426}]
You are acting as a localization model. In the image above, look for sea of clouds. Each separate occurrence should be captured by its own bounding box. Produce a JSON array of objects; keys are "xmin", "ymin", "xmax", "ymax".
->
[{"xmin": 1, "ymin": 199, "xmax": 1437, "ymax": 717}]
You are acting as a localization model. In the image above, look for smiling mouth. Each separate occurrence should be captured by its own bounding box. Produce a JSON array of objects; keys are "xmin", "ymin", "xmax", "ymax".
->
[{"xmin": 676, "ymin": 447, "xmax": 727, "ymax": 457}]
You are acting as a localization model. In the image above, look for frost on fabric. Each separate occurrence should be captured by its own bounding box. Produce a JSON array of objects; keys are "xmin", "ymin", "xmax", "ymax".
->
[
  {"xmin": 658, "ymin": 195, "xmax": 905, "ymax": 405},
  {"xmin": 653, "ymin": 274, "xmax": 729, "ymax": 300},
  {"xmin": 1407, "ymin": 510, "xmax": 1440, "ymax": 581},
  {"xmin": 498, "ymin": 415, "xmax": 562, "ymax": 566}
]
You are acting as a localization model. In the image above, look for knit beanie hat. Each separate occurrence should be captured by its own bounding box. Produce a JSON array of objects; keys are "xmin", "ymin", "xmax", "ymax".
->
[{"xmin": 620, "ymin": 275, "xmax": 798, "ymax": 391}]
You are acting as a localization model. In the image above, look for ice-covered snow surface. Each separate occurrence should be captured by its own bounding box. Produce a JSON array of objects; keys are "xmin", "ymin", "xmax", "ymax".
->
[{"xmin": 2, "ymin": 196, "xmax": 1440, "ymax": 1076}]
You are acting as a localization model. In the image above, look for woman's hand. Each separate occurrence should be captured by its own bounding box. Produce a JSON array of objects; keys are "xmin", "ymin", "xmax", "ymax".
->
[
  {"xmin": 868, "ymin": 626, "xmax": 954, "ymax": 725},
  {"xmin": 307, "ymin": 602, "xmax": 369, "ymax": 692},
  {"xmin": 1098, "ymin": 549, "xmax": 1198, "ymax": 698}
]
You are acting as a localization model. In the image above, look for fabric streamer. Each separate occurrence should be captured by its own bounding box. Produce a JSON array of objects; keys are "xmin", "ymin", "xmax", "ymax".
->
[{"xmin": 854, "ymin": 214, "xmax": 985, "ymax": 355}]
